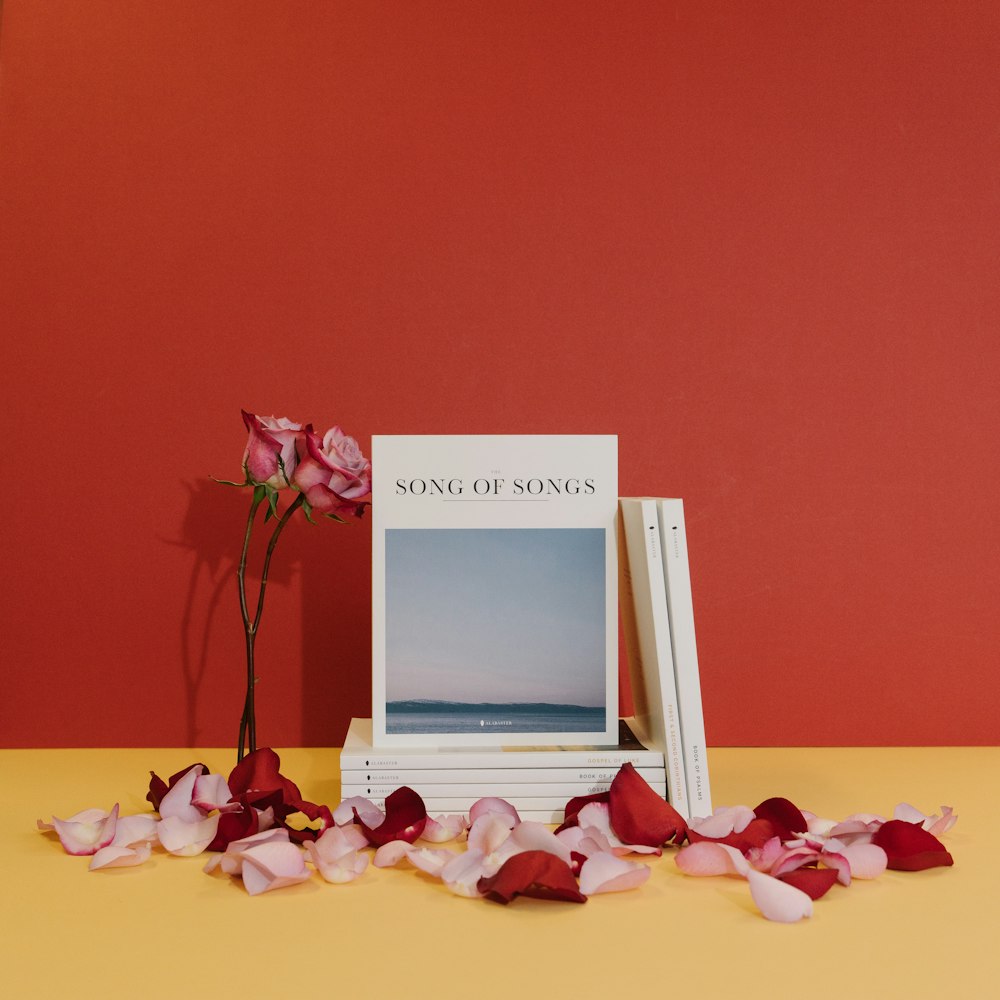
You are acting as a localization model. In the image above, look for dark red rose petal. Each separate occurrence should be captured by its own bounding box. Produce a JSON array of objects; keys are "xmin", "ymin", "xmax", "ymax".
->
[
  {"xmin": 556, "ymin": 791, "xmax": 610, "ymax": 833},
  {"xmin": 753, "ymin": 797, "xmax": 808, "ymax": 840},
  {"xmin": 872, "ymin": 820, "xmax": 954, "ymax": 871},
  {"xmin": 778, "ymin": 867, "xmax": 840, "ymax": 900},
  {"xmin": 284, "ymin": 799, "xmax": 335, "ymax": 844},
  {"xmin": 206, "ymin": 805, "xmax": 260, "ymax": 852},
  {"xmin": 687, "ymin": 817, "xmax": 782, "ymax": 853},
  {"xmin": 609, "ymin": 763, "xmax": 687, "ymax": 847},
  {"xmin": 478, "ymin": 851, "xmax": 587, "ymax": 905},
  {"xmin": 146, "ymin": 762, "xmax": 208, "ymax": 811},
  {"xmin": 228, "ymin": 748, "xmax": 302, "ymax": 805},
  {"xmin": 354, "ymin": 786, "xmax": 427, "ymax": 847}
]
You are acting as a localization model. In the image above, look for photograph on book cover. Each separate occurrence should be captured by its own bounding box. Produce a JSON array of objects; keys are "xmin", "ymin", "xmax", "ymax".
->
[{"xmin": 372, "ymin": 435, "xmax": 618, "ymax": 747}]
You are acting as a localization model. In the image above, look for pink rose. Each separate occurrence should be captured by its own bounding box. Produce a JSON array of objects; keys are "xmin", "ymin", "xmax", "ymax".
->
[
  {"xmin": 241, "ymin": 411, "xmax": 303, "ymax": 489},
  {"xmin": 292, "ymin": 425, "xmax": 372, "ymax": 519}
]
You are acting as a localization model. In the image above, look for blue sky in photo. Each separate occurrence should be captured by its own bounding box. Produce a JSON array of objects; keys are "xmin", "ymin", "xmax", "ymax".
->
[{"xmin": 385, "ymin": 528, "xmax": 606, "ymax": 706}]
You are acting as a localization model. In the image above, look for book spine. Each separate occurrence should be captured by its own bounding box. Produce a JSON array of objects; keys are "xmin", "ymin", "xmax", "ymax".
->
[
  {"xmin": 619, "ymin": 499, "xmax": 690, "ymax": 818},
  {"xmin": 359, "ymin": 798, "xmax": 667, "ymax": 820},
  {"xmin": 342, "ymin": 780, "xmax": 668, "ymax": 799},
  {"xmin": 657, "ymin": 499, "xmax": 713, "ymax": 815},
  {"xmin": 340, "ymin": 750, "xmax": 664, "ymax": 770},
  {"xmin": 338, "ymin": 766, "xmax": 668, "ymax": 784}
]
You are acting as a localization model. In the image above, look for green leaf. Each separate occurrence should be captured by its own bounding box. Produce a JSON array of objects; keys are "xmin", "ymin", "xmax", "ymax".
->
[
  {"xmin": 263, "ymin": 506, "xmax": 274, "ymax": 523},
  {"xmin": 267, "ymin": 488, "xmax": 280, "ymax": 518},
  {"xmin": 252, "ymin": 484, "xmax": 266, "ymax": 504},
  {"xmin": 325, "ymin": 512, "xmax": 348, "ymax": 524},
  {"xmin": 211, "ymin": 476, "xmax": 248, "ymax": 488},
  {"xmin": 302, "ymin": 499, "xmax": 318, "ymax": 525}
]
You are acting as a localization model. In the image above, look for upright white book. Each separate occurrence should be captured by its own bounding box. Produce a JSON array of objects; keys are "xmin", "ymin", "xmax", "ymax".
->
[
  {"xmin": 618, "ymin": 498, "xmax": 690, "ymax": 818},
  {"xmin": 372, "ymin": 435, "xmax": 619, "ymax": 747},
  {"xmin": 656, "ymin": 499, "xmax": 713, "ymax": 815}
]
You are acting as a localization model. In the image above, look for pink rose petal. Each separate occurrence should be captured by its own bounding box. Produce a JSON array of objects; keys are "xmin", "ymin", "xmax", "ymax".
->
[
  {"xmin": 158, "ymin": 765, "xmax": 206, "ymax": 822},
  {"xmin": 689, "ymin": 806, "xmax": 756, "ymax": 839},
  {"xmin": 469, "ymin": 797, "xmax": 520, "ymax": 825},
  {"xmin": 441, "ymin": 849, "xmax": 491, "ymax": 897},
  {"xmin": 238, "ymin": 841, "xmax": 311, "ymax": 895},
  {"xmin": 192, "ymin": 773, "xmax": 234, "ymax": 813},
  {"xmin": 579, "ymin": 851, "xmax": 651, "ymax": 895},
  {"xmin": 305, "ymin": 840, "xmax": 369, "ymax": 884},
  {"xmin": 422, "ymin": 814, "xmax": 469, "ymax": 843},
  {"xmin": 840, "ymin": 842, "xmax": 888, "ymax": 879},
  {"xmin": 157, "ymin": 814, "xmax": 220, "ymax": 856},
  {"xmin": 746, "ymin": 869, "xmax": 814, "ymax": 922},
  {"xmin": 577, "ymin": 802, "xmax": 662, "ymax": 856},
  {"xmin": 111, "ymin": 814, "xmax": 158, "ymax": 848},
  {"xmin": 467, "ymin": 814, "xmax": 516, "ymax": 856},
  {"xmin": 508, "ymin": 821, "xmax": 572, "ymax": 864},
  {"xmin": 675, "ymin": 841, "xmax": 750, "ymax": 877},
  {"xmin": 46, "ymin": 804, "xmax": 120, "ymax": 856},
  {"xmin": 89, "ymin": 842, "xmax": 152, "ymax": 871},
  {"xmin": 205, "ymin": 828, "xmax": 289, "ymax": 875},
  {"xmin": 334, "ymin": 796, "xmax": 383, "ymax": 828}
]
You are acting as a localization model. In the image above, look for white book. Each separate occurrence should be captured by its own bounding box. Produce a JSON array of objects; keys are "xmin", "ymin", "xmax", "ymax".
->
[
  {"xmin": 340, "ymin": 765, "xmax": 668, "ymax": 784},
  {"xmin": 360, "ymin": 798, "xmax": 633, "ymax": 822},
  {"xmin": 656, "ymin": 499, "xmax": 713, "ymax": 815},
  {"xmin": 372, "ymin": 435, "xmax": 618, "ymax": 747},
  {"xmin": 343, "ymin": 780, "xmax": 668, "ymax": 799},
  {"xmin": 340, "ymin": 718, "xmax": 664, "ymax": 771},
  {"xmin": 618, "ymin": 499, "xmax": 690, "ymax": 818}
]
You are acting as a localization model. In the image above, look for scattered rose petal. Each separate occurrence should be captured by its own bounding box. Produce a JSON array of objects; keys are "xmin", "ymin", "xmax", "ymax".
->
[
  {"xmin": 689, "ymin": 805, "xmax": 755, "ymax": 840},
  {"xmin": 89, "ymin": 842, "xmax": 152, "ymax": 871},
  {"xmin": 469, "ymin": 797, "xmax": 520, "ymax": 825},
  {"xmin": 559, "ymin": 791, "xmax": 609, "ymax": 831},
  {"xmin": 146, "ymin": 762, "xmax": 208, "ymax": 811},
  {"xmin": 306, "ymin": 840, "xmax": 369, "ymax": 883},
  {"xmin": 577, "ymin": 802, "xmax": 662, "ymax": 856},
  {"xmin": 478, "ymin": 851, "xmax": 586, "ymax": 905},
  {"xmin": 206, "ymin": 803, "xmax": 260, "ymax": 853},
  {"xmin": 872, "ymin": 820, "xmax": 954, "ymax": 871},
  {"xmin": 508, "ymin": 822, "xmax": 572, "ymax": 864},
  {"xmin": 373, "ymin": 841, "xmax": 453, "ymax": 876},
  {"xmin": 840, "ymin": 843, "xmax": 888, "ymax": 879},
  {"xmin": 157, "ymin": 814, "xmax": 220, "ymax": 856},
  {"xmin": 353, "ymin": 787, "xmax": 427, "ymax": 847},
  {"xmin": 193, "ymin": 773, "xmax": 234, "ymax": 813},
  {"xmin": 675, "ymin": 841, "xmax": 750, "ymax": 877},
  {"xmin": 334, "ymin": 796, "xmax": 383, "ymax": 828},
  {"xmin": 753, "ymin": 797, "xmax": 808, "ymax": 840},
  {"xmin": 441, "ymin": 849, "xmax": 492, "ymax": 897},
  {"xmin": 239, "ymin": 842, "xmax": 311, "ymax": 895},
  {"xmin": 283, "ymin": 800, "xmax": 336, "ymax": 843},
  {"xmin": 42, "ymin": 804, "xmax": 120, "ymax": 857},
  {"xmin": 205, "ymin": 828, "xmax": 290, "ymax": 875},
  {"xmin": 579, "ymin": 852, "xmax": 651, "ymax": 895},
  {"xmin": 228, "ymin": 748, "xmax": 302, "ymax": 812},
  {"xmin": 747, "ymin": 869, "xmax": 813, "ymax": 922},
  {"xmin": 687, "ymin": 816, "xmax": 783, "ymax": 853},
  {"xmin": 158, "ymin": 766, "xmax": 206, "ymax": 823},
  {"xmin": 111, "ymin": 814, "xmax": 158, "ymax": 848},
  {"xmin": 893, "ymin": 804, "xmax": 958, "ymax": 838},
  {"xmin": 609, "ymin": 763, "xmax": 687, "ymax": 847},
  {"xmin": 422, "ymin": 814, "xmax": 469, "ymax": 843},
  {"xmin": 467, "ymin": 813, "xmax": 517, "ymax": 857},
  {"xmin": 777, "ymin": 867, "xmax": 840, "ymax": 900}
]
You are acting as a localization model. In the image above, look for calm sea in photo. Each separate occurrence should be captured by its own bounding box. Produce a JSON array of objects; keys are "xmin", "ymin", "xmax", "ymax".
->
[{"xmin": 386, "ymin": 701, "xmax": 606, "ymax": 735}]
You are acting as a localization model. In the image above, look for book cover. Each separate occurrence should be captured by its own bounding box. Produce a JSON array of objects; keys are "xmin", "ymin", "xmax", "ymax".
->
[
  {"xmin": 618, "ymin": 498, "xmax": 690, "ymax": 818},
  {"xmin": 372, "ymin": 436, "xmax": 619, "ymax": 747},
  {"xmin": 657, "ymin": 499, "xmax": 713, "ymax": 815}
]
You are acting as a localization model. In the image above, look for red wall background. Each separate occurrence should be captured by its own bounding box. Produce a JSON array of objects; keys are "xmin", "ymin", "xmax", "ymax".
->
[{"xmin": 1, "ymin": 1, "xmax": 997, "ymax": 748}]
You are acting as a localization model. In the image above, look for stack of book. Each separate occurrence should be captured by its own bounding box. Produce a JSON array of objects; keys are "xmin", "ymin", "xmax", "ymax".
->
[
  {"xmin": 340, "ymin": 436, "xmax": 711, "ymax": 825},
  {"xmin": 340, "ymin": 717, "xmax": 666, "ymax": 824},
  {"xmin": 619, "ymin": 497, "xmax": 713, "ymax": 821}
]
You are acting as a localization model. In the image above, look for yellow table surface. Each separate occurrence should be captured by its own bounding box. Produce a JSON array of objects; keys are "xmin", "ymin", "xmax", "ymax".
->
[{"xmin": 2, "ymin": 747, "xmax": 996, "ymax": 999}]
